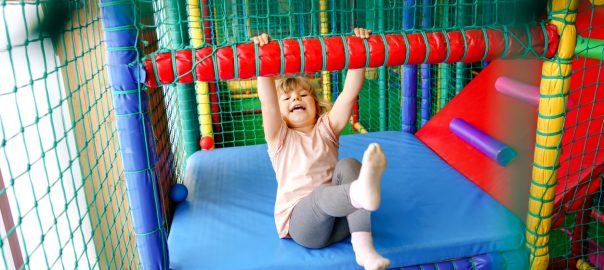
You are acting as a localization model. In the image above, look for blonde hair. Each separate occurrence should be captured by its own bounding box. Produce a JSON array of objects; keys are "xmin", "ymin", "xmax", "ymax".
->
[{"xmin": 275, "ymin": 77, "xmax": 332, "ymax": 119}]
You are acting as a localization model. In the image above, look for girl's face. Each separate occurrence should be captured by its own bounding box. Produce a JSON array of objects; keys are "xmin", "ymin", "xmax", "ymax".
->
[{"xmin": 278, "ymin": 87, "xmax": 317, "ymax": 129}]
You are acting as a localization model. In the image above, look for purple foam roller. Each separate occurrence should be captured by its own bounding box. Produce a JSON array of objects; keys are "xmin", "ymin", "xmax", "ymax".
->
[{"xmin": 449, "ymin": 118, "xmax": 517, "ymax": 166}]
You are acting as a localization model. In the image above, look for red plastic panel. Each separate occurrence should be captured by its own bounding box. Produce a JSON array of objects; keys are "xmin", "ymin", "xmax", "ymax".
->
[
  {"xmin": 557, "ymin": 57, "xmax": 604, "ymax": 211},
  {"xmin": 576, "ymin": 0, "xmax": 604, "ymax": 39},
  {"xmin": 416, "ymin": 59, "xmax": 544, "ymax": 219}
]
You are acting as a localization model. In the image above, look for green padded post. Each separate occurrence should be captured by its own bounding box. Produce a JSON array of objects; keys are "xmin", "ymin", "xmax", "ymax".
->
[
  {"xmin": 166, "ymin": 0, "xmax": 201, "ymax": 158},
  {"xmin": 438, "ymin": 0, "xmax": 451, "ymax": 110},
  {"xmin": 455, "ymin": 0, "xmax": 468, "ymax": 94},
  {"xmin": 378, "ymin": 0, "xmax": 387, "ymax": 131},
  {"xmin": 575, "ymin": 36, "xmax": 604, "ymax": 60}
]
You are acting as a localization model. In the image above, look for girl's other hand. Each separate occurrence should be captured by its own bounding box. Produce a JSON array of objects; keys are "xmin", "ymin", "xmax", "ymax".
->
[
  {"xmin": 353, "ymin": 28, "xmax": 372, "ymax": 39},
  {"xmin": 251, "ymin": 33, "xmax": 270, "ymax": 46}
]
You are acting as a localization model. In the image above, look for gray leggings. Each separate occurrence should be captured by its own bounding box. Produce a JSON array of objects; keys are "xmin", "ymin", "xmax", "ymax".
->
[{"xmin": 289, "ymin": 158, "xmax": 371, "ymax": 248}]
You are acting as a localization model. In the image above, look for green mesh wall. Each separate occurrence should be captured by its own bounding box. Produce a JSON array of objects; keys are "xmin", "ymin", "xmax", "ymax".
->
[
  {"xmin": 545, "ymin": 1, "xmax": 604, "ymax": 267},
  {"xmin": 0, "ymin": 0, "xmax": 603, "ymax": 269},
  {"xmin": 0, "ymin": 0, "xmax": 181, "ymax": 269},
  {"xmin": 191, "ymin": 0, "xmax": 547, "ymax": 145},
  {"xmin": 0, "ymin": 0, "xmax": 136, "ymax": 269}
]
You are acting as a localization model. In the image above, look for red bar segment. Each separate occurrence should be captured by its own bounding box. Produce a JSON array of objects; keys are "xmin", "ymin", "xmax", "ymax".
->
[{"xmin": 143, "ymin": 25, "xmax": 559, "ymax": 85}]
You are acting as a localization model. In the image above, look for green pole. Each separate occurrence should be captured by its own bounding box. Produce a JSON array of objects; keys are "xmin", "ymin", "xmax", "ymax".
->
[
  {"xmin": 438, "ymin": 0, "xmax": 451, "ymax": 110},
  {"xmin": 455, "ymin": 0, "xmax": 468, "ymax": 94},
  {"xmin": 575, "ymin": 36, "xmax": 604, "ymax": 60},
  {"xmin": 166, "ymin": 0, "xmax": 201, "ymax": 158},
  {"xmin": 377, "ymin": 0, "xmax": 387, "ymax": 131}
]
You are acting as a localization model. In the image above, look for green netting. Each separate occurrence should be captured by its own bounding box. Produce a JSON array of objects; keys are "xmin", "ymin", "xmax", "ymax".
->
[
  {"xmin": 0, "ymin": 0, "xmax": 137, "ymax": 269},
  {"xmin": 0, "ymin": 0, "xmax": 602, "ymax": 269},
  {"xmin": 545, "ymin": 2, "xmax": 604, "ymax": 267},
  {"xmin": 183, "ymin": 0, "xmax": 549, "ymax": 144}
]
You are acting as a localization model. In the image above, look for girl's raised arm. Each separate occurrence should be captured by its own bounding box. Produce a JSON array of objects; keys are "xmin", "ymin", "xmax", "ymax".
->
[
  {"xmin": 253, "ymin": 33, "xmax": 283, "ymax": 143},
  {"xmin": 328, "ymin": 28, "xmax": 371, "ymax": 137},
  {"xmin": 257, "ymin": 76, "xmax": 283, "ymax": 143}
]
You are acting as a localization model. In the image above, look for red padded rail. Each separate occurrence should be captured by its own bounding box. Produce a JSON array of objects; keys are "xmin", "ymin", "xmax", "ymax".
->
[{"xmin": 144, "ymin": 25, "xmax": 558, "ymax": 87}]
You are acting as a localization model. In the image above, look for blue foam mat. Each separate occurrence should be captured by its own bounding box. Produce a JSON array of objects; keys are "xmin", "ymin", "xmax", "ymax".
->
[{"xmin": 169, "ymin": 132, "xmax": 526, "ymax": 269}]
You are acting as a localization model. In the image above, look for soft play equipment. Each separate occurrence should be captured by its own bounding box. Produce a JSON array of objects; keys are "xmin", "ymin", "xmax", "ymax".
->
[
  {"xmin": 495, "ymin": 76, "xmax": 540, "ymax": 107},
  {"xmin": 449, "ymin": 118, "xmax": 517, "ymax": 167},
  {"xmin": 4, "ymin": 0, "xmax": 604, "ymax": 269},
  {"xmin": 144, "ymin": 22, "xmax": 562, "ymax": 269},
  {"xmin": 91, "ymin": 0, "xmax": 599, "ymax": 268},
  {"xmin": 417, "ymin": 59, "xmax": 544, "ymax": 219},
  {"xmin": 169, "ymin": 184, "xmax": 188, "ymax": 203},
  {"xmin": 169, "ymin": 132, "xmax": 528, "ymax": 269}
]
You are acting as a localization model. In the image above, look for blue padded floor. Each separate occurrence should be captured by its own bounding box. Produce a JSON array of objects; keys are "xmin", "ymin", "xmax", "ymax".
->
[{"xmin": 169, "ymin": 132, "xmax": 527, "ymax": 269}]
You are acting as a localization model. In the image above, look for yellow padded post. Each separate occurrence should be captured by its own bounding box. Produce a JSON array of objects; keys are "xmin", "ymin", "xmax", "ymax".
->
[
  {"xmin": 188, "ymin": 0, "xmax": 214, "ymax": 146},
  {"xmin": 526, "ymin": 0, "xmax": 579, "ymax": 269},
  {"xmin": 320, "ymin": 0, "xmax": 331, "ymax": 102},
  {"xmin": 577, "ymin": 259, "xmax": 597, "ymax": 270}
]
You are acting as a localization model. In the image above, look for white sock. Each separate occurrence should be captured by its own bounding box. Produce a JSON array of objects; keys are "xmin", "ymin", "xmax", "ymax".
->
[
  {"xmin": 350, "ymin": 143, "xmax": 387, "ymax": 211},
  {"xmin": 351, "ymin": 232, "xmax": 391, "ymax": 270}
]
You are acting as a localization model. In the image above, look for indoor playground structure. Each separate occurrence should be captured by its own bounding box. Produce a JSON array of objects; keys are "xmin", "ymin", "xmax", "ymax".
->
[{"xmin": 0, "ymin": 0, "xmax": 603, "ymax": 269}]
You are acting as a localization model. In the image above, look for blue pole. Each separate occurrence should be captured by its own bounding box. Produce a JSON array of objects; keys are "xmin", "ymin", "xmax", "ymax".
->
[
  {"xmin": 402, "ymin": 0, "xmax": 417, "ymax": 133},
  {"xmin": 99, "ymin": 0, "xmax": 168, "ymax": 269},
  {"xmin": 420, "ymin": 0, "xmax": 433, "ymax": 127},
  {"xmin": 330, "ymin": 0, "xmax": 339, "ymax": 100}
]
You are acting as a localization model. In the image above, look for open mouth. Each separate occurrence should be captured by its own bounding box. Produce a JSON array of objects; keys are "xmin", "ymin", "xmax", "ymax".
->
[{"xmin": 290, "ymin": 105, "xmax": 306, "ymax": 112}]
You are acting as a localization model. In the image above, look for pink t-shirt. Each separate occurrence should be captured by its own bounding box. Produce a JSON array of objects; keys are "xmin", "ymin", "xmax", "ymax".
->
[{"xmin": 267, "ymin": 114, "xmax": 339, "ymax": 238}]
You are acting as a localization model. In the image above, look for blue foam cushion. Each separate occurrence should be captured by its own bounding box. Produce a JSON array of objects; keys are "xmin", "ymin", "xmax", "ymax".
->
[{"xmin": 169, "ymin": 132, "xmax": 526, "ymax": 269}]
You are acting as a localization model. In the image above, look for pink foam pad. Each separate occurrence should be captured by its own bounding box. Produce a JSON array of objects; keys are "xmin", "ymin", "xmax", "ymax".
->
[
  {"xmin": 495, "ymin": 76, "xmax": 540, "ymax": 107},
  {"xmin": 417, "ymin": 59, "xmax": 544, "ymax": 219}
]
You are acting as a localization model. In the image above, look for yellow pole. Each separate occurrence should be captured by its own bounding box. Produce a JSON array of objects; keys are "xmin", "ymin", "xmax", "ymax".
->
[
  {"xmin": 188, "ymin": 0, "xmax": 214, "ymax": 148},
  {"xmin": 352, "ymin": 121, "xmax": 368, "ymax": 134},
  {"xmin": 230, "ymin": 94, "xmax": 258, "ymax": 99},
  {"xmin": 320, "ymin": 0, "xmax": 331, "ymax": 102},
  {"xmin": 526, "ymin": 0, "xmax": 579, "ymax": 269},
  {"xmin": 577, "ymin": 259, "xmax": 597, "ymax": 270},
  {"xmin": 246, "ymin": 0, "xmax": 252, "ymax": 37}
]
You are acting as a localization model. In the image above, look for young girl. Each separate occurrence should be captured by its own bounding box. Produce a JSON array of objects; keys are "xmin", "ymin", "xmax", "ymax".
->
[{"xmin": 253, "ymin": 28, "xmax": 390, "ymax": 270}]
